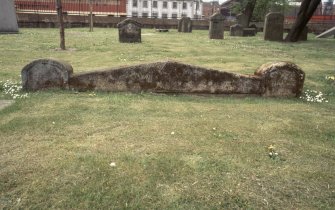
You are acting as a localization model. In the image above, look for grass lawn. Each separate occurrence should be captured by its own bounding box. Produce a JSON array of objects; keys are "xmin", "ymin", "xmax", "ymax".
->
[{"xmin": 0, "ymin": 28, "xmax": 334, "ymax": 209}]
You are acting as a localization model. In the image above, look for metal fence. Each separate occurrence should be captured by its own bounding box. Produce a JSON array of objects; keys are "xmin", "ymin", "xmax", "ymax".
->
[{"xmin": 14, "ymin": 0, "xmax": 126, "ymax": 16}]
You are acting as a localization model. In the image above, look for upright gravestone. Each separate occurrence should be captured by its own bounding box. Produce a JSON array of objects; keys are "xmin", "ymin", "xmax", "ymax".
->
[
  {"xmin": 209, "ymin": 13, "xmax": 224, "ymax": 39},
  {"xmin": 236, "ymin": 13, "xmax": 248, "ymax": 28},
  {"xmin": 230, "ymin": 24, "xmax": 243, "ymax": 36},
  {"xmin": 264, "ymin": 12, "xmax": 284, "ymax": 41},
  {"xmin": 117, "ymin": 18, "xmax": 142, "ymax": 43},
  {"xmin": 178, "ymin": 17, "xmax": 192, "ymax": 33},
  {"xmin": 0, "ymin": 0, "xmax": 19, "ymax": 33}
]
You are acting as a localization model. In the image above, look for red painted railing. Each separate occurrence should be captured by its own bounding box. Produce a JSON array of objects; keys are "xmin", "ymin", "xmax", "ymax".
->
[
  {"xmin": 285, "ymin": 15, "xmax": 335, "ymax": 24},
  {"xmin": 14, "ymin": 0, "xmax": 127, "ymax": 16}
]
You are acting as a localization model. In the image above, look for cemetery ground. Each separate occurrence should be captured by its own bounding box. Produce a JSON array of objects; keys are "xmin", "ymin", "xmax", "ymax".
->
[{"xmin": 0, "ymin": 28, "xmax": 334, "ymax": 209}]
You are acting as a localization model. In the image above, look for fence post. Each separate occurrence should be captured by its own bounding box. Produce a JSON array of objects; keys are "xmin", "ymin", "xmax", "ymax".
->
[
  {"xmin": 56, "ymin": 0, "xmax": 65, "ymax": 50},
  {"xmin": 89, "ymin": 0, "xmax": 93, "ymax": 32}
]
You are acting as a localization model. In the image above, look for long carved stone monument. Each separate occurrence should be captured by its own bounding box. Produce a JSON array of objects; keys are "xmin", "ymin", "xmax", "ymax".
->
[
  {"xmin": 0, "ymin": 0, "xmax": 19, "ymax": 33},
  {"xmin": 117, "ymin": 18, "xmax": 142, "ymax": 43},
  {"xmin": 21, "ymin": 59, "xmax": 305, "ymax": 98},
  {"xmin": 209, "ymin": 13, "xmax": 224, "ymax": 39},
  {"xmin": 264, "ymin": 12, "xmax": 284, "ymax": 41}
]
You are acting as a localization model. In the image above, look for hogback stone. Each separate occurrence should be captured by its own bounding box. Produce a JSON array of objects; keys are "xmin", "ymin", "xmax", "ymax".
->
[
  {"xmin": 117, "ymin": 18, "xmax": 142, "ymax": 43},
  {"xmin": 264, "ymin": 12, "xmax": 284, "ymax": 41}
]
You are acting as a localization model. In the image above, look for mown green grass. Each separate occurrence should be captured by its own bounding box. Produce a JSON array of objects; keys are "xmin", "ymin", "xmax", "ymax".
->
[{"xmin": 0, "ymin": 28, "xmax": 334, "ymax": 209}]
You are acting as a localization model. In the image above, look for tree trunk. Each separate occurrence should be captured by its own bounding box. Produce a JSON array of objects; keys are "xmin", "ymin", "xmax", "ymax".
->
[
  {"xmin": 285, "ymin": 0, "xmax": 321, "ymax": 42},
  {"xmin": 243, "ymin": 0, "xmax": 257, "ymax": 26},
  {"xmin": 89, "ymin": 0, "xmax": 93, "ymax": 32},
  {"xmin": 56, "ymin": 0, "xmax": 65, "ymax": 50}
]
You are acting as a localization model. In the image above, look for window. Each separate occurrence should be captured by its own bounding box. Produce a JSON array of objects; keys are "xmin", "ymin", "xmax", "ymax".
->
[
  {"xmin": 132, "ymin": 0, "xmax": 137, "ymax": 7},
  {"xmin": 132, "ymin": 12, "xmax": 138, "ymax": 17},
  {"xmin": 152, "ymin": 12, "xmax": 158, "ymax": 18},
  {"xmin": 172, "ymin": 2, "xmax": 177, "ymax": 9},
  {"xmin": 163, "ymin": 1, "xmax": 167, "ymax": 8},
  {"xmin": 153, "ymin": 1, "xmax": 157, "ymax": 8},
  {"xmin": 142, "ymin": 13, "xmax": 148, "ymax": 18},
  {"xmin": 143, "ymin": 1, "xmax": 148, "ymax": 8},
  {"xmin": 172, "ymin": 13, "xmax": 178, "ymax": 19},
  {"xmin": 162, "ymin": 13, "xmax": 168, "ymax": 19},
  {"xmin": 183, "ymin": 2, "xmax": 187, "ymax": 9}
]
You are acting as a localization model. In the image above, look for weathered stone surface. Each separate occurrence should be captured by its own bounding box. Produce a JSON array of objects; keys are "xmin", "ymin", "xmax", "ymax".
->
[
  {"xmin": 264, "ymin": 12, "xmax": 284, "ymax": 41},
  {"xmin": 230, "ymin": 24, "xmax": 243, "ymax": 36},
  {"xmin": 236, "ymin": 13, "xmax": 248, "ymax": 28},
  {"xmin": 69, "ymin": 61, "xmax": 262, "ymax": 94},
  {"xmin": 255, "ymin": 62, "xmax": 305, "ymax": 97},
  {"xmin": 21, "ymin": 59, "xmax": 73, "ymax": 91},
  {"xmin": 22, "ymin": 59, "xmax": 305, "ymax": 98},
  {"xmin": 209, "ymin": 13, "xmax": 224, "ymax": 39},
  {"xmin": 178, "ymin": 17, "xmax": 192, "ymax": 33},
  {"xmin": 117, "ymin": 18, "xmax": 142, "ymax": 43},
  {"xmin": 0, "ymin": 0, "xmax": 19, "ymax": 33}
]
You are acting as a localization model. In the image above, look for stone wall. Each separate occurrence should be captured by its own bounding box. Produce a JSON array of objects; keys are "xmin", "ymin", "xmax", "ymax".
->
[
  {"xmin": 17, "ymin": 13, "xmax": 334, "ymax": 33},
  {"xmin": 21, "ymin": 59, "xmax": 305, "ymax": 98}
]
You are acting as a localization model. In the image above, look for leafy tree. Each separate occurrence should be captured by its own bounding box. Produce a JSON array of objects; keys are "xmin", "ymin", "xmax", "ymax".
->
[
  {"xmin": 285, "ymin": 0, "xmax": 321, "ymax": 42},
  {"xmin": 231, "ymin": 0, "xmax": 290, "ymax": 22}
]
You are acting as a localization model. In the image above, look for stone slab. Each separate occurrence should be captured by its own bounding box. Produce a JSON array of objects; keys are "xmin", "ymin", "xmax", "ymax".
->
[
  {"xmin": 0, "ymin": 0, "xmax": 19, "ymax": 33},
  {"xmin": 316, "ymin": 26, "xmax": 335, "ymax": 38}
]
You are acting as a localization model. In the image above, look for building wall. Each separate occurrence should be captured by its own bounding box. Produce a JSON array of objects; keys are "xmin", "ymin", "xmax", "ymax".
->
[
  {"xmin": 202, "ymin": 1, "xmax": 220, "ymax": 19},
  {"xmin": 127, "ymin": 0, "xmax": 203, "ymax": 19}
]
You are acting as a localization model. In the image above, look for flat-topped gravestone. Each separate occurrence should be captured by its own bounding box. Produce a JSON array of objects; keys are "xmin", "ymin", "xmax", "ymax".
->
[
  {"xmin": 0, "ymin": 0, "xmax": 19, "ymax": 33},
  {"xmin": 117, "ymin": 18, "xmax": 142, "ymax": 43},
  {"xmin": 21, "ymin": 59, "xmax": 73, "ymax": 91},
  {"xmin": 264, "ymin": 12, "xmax": 284, "ymax": 41},
  {"xmin": 209, "ymin": 13, "xmax": 224, "ymax": 39},
  {"xmin": 178, "ymin": 17, "xmax": 192, "ymax": 33},
  {"xmin": 230, "ymin": 24, "xmax": 243, "ymax": 36}
]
